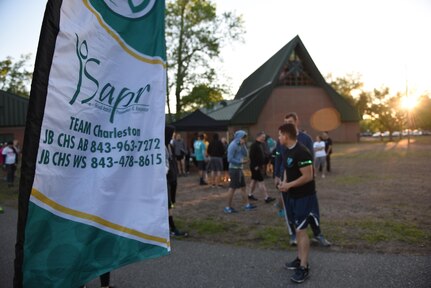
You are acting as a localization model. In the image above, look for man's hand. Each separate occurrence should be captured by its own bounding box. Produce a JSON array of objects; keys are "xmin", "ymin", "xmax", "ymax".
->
[
  {"xmin": 274, "ymin": 176, "xmax": 281, "ymax": 187},
  {"xmin": 277, "ymin": 181, "xmax": 291, "ymax": 192}
]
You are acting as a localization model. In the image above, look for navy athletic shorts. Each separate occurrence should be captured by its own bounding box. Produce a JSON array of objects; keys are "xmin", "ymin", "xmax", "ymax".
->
[{"xmin": 283, "ymin": 193, "xmax": 320, "ymax": 230}]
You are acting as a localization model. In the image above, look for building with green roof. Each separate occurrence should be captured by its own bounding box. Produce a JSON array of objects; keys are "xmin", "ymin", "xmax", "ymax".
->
[{"xmin": 174, "ymin": 35, "xmax": 360, "ymax": 142}]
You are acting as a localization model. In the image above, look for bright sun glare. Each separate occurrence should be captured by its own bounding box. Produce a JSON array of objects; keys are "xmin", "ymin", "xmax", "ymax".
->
[{"xmin": 400, "ymin": 96, "xmax": 418, "ymax": 110}]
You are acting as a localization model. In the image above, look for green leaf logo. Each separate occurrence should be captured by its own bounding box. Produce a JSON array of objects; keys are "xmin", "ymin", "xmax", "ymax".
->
[{"xmin": 104, "ymin": 0, "xmax": 156, "ymax": 18}]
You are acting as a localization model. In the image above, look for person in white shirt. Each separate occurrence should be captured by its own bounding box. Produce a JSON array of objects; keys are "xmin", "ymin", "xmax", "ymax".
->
[
  {"xmin": 313, "ymin": 136, "xmax": 327, "ymax": 178},
  {"xmin": 2, "ymin": 141, "xmax": 18, "ymax": 187}
]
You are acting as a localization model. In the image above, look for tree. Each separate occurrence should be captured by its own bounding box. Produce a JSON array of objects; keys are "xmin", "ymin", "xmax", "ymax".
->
[
  {"xmin": 181, "ymin": 83, "xmax": 223, "ymax": 112},
  {"xmin": 326, "ymin": 73, "xmax": 369, "ymax": 119},
  {"xmin": 366, "ymin": 87, "xmax": 405, "ymax": 141},
  {"xmin": 165, "ymin": 0, "xmax": 245, "ymax": 118},
  {"xmin": 415, "ymin": 94, "xmax": 431, "ymax": 130},
  {"xmin": 0, "ymin": 54, "xmax": 33, "ymax": 97}
]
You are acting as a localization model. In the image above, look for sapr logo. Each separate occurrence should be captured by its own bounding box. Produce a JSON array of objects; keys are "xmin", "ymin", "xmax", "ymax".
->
[
  {"xmin": 70, "ymin": 34, "xmax": 151, "ymax": 124},
  {"xmin": 104, "ymin": 0, "xmax": 156, "ymax": 18}
]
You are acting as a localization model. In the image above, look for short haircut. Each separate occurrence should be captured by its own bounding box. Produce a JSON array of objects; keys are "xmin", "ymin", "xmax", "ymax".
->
[
  {"xmin": 278, "ymin": 123, "xmax": 297, "ymax": 140},
  {"xmin": 256, "ymin": 131, "xmax": 265, "ymax": 138},
  {"xmin": 284, "ymin": 112, "xmax": 298, "ymax": 121}
]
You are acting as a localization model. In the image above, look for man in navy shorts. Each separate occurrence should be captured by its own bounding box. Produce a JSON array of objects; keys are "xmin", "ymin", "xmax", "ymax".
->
[{"xmin": 277, "ymin": 123, "xmax": 320, "ymax": 283}]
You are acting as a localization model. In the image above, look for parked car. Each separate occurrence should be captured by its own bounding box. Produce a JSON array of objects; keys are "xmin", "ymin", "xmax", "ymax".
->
[
  {"xmin": 412, "ymin": 129, "xmax": 423, "ymax": 136},
  {"xmin": 360, "ymin": 131, "xmax": 373, "ymax": 137},
  {"xmin": 372, "ymin": 132, "xmax": 381, "ymax": 137}
]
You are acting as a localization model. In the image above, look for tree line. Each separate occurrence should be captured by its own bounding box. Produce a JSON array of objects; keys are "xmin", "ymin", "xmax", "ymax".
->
[{"xmin": 1, "ymin": 0, "xmax": 430, "ymax": 136}]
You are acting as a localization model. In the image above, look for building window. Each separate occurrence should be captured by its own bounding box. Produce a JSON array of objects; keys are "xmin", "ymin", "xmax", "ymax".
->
[{"xmin": 278, "ymin": 51, "xmax": 316, "ymax": 86}]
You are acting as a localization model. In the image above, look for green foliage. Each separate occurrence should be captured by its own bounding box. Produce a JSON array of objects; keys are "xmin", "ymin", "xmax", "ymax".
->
[
  {"xmin": 326, "ymin": 73, "xmax": 372, "ymax": 121},
  {"xmin": 366, "ymin": 88, "xmax": 405, "ymax": 140},
  {"xmin": 415, "ymin": 94, "xmax": 431, "ymax": 130},
  {"xmin": 166, "ymin": 0, "xmax": 245, "ymax": 115},
  {"xmin": 181, "ymin": 83, "xmax": 224, "ymax": 112},
  {"xmin": 327, "ymin": 73, "xmax": 363, "ymax": 99},
  {"xmin": 0, "ymin": 54, "xmax": 32, "ymax": 97},
  {"xmin": 359, "ymin": 118, "xmax": 380, "ymax": 134}
]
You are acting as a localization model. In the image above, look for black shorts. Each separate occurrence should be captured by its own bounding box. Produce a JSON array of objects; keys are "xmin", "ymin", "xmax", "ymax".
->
[
  {"xmin": 250, "ymin": 166, "xmax": 264, "ymax": 181},
  {"xmin": 207, "ymin": 157, "xmax": 223, "ymax": 172},
  {"xmin": 175, "ymin": 155, "xmax": 184, "ymax": 161},
  {"xmin": 196, "ymin": 160, "xmax": 206, "ymax": 171}
]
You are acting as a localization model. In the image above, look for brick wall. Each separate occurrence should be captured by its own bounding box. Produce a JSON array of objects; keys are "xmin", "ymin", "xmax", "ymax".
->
[{"xmin": 246, "ymin": 87, "xmax": 359, "ymax": 142}]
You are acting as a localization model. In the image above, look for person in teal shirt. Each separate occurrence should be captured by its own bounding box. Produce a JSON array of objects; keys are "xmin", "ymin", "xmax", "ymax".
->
[{"xmin": 194, "ymin": 134, "xmax": 207, "ymax": 185}]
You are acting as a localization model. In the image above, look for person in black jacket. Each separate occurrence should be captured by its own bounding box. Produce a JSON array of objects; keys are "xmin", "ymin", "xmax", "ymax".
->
[
  {"xmin": 248, "ymin": 132, "xmax": 275, "ymax": 203},
  {"xmin": 165, "ymin": 126, "xmax": 188, "ymax": 237},
  {"xmin": 207, "ymin": 133, "xmax": 226, "ymax": 187}
]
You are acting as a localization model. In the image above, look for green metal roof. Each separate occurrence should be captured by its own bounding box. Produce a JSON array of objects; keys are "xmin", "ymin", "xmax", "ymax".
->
[
  {"xmin": 0, "ymin": 90, "xmax": 29, "ymax": 127},
  {"xmin": 201, "ymin": 98, "xmax": 245, "ymax": 121},
  {"xmin": 230, "ymin": 35, "xmax": 360, "ymax": 124}
]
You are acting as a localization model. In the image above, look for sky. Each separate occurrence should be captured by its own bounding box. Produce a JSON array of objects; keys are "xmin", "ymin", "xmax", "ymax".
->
[{"xmin": 1, "ymin": 0, "xmax": 430, "ymax": 102}]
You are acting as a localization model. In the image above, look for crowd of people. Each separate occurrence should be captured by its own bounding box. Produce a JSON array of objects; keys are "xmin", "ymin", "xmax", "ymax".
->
[
  {"xmin": 2, "ymin": 114, "xmax": 332, "ymax": 286},
  {"xmin": 162, "ymin": 112, "xmax": 333, "ymax": 284}
]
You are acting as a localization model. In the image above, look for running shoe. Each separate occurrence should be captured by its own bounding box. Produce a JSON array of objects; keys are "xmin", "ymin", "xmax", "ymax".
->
[
  {"xmin": 224, "ymin": 207, "xmax": 237, "ymax": 214},
  {"xmin": 277, "ymin": 209, "xmax": 285, "ymax": 218},
  {"xmin": 312, "ymin": 234, "xmax": 331, "ymax": 247},
  {"xmin": 243, "ymin": 203, "xmax": 257, "ymax": 210},
  {"xmin": 248, "ymin": 194, "xmax": 258, "ymax": 201},
  {"xmin": 290, "ymin": 265, "xmax": 309, "ymax": 283},
  {"xmin": 264, "ymin": 196, "xmax": 276, "ymax": 203},
  {"xmin": 284, "ymin": 257, "xmax": 301, "ymax": 270}
]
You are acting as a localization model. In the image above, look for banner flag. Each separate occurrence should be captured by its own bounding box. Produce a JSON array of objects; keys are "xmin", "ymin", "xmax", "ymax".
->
[{"xmin": 14, "ymin": 1, "xmax": 170, "ymax": 287}]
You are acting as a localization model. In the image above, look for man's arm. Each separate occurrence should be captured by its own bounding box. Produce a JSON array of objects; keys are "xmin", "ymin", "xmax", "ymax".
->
[{"xmin": 278, "ymin": 165, "xmax": 313, "ymax": 192}]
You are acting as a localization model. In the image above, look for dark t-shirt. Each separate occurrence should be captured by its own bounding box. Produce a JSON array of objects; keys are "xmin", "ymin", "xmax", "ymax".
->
[
  {"xmin": 249, "ymin": 141, "xmax": 265, "ymax": 168},
  {"xmin": 324, "ymin": 137, "xmax": 333, "ymax": 154},
  {"xmin": 207, "ymin": 140, "xmax": 225, "ymax": 157},
  {"xmin": 282, "ymin": 142, "xmax": 316, "ymax": 199}
]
